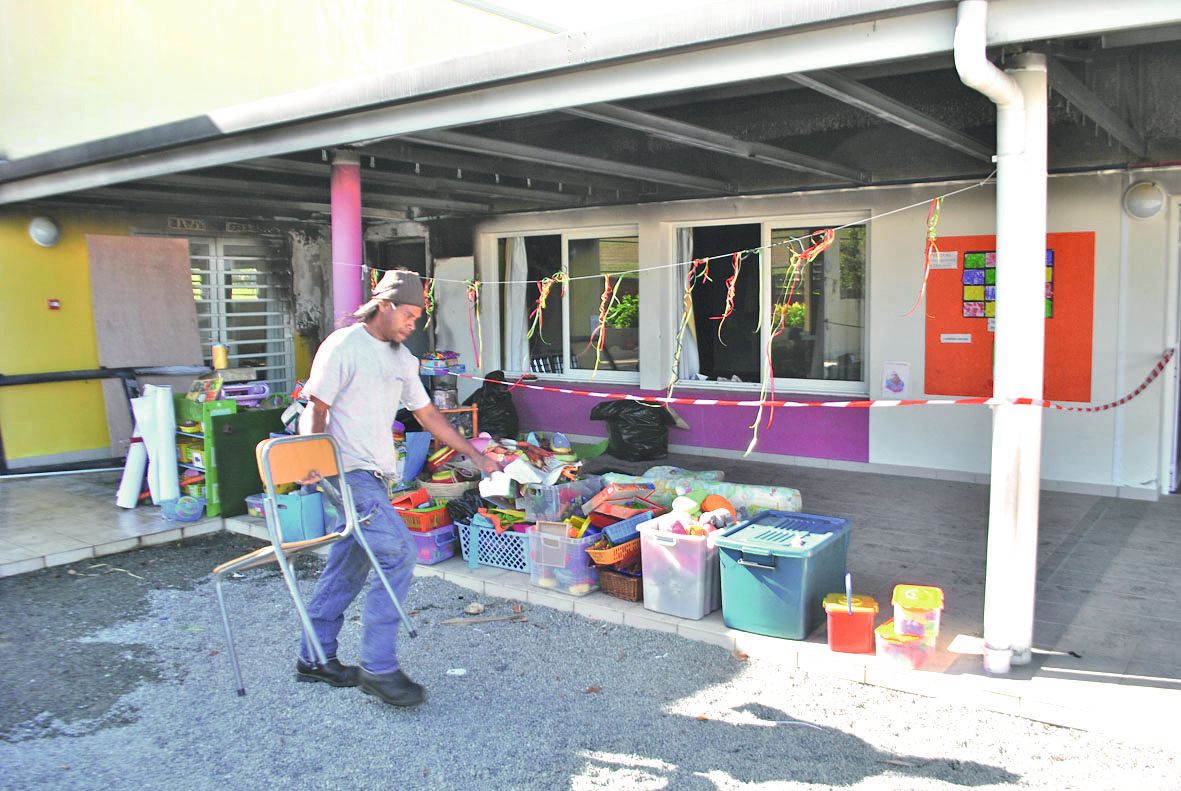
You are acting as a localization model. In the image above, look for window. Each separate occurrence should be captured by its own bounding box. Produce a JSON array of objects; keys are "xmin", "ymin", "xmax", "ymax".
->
[
  {"xmin": 675, "ymin": 219, "xmax": 865, "ymax": 392},
  {"xmin": 499, "ymin": 229, "xmax": 640, "ymax": 379},
  {"xmin": 767, "ymin": 225, "xmax": 865, "ymax": 384},
  {"xmin": 188, "ymin": 237, "xmax": 296, "ymax": 392}
]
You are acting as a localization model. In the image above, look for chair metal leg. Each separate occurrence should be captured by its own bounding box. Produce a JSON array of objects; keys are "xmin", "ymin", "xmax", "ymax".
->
[
  {"xmin": 271, "ymin": 547, "xmax": 330, "ymax": 666},
  {"xmin": 214, "ymin": 573, "xmax": 247, "ymax": 696},
  {"xmin": 352, "ymin": 521, "xmax": 418, "ymax": 639}
]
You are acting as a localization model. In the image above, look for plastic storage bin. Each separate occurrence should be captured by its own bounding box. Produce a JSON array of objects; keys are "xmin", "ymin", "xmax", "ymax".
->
[
  {"xmin": 892, "ymin": 584, "xmax": 944, "ymax": 648},
  {"xmin": 412, "ymin": 523, "xmax": 457, "ymax": 565},
  {"xmin": 823, "ymin": 593, "xmax": 878, "ymax": 654},
  {"xmin": 875, "ymin": 619, "xmax": 930, "ymax": 669},
  {"xmin": 638, "ymin": 513, "xmax": 721, "ymax": 620},
  {"xmin": 527, "ymin": 528, "xmax": 599, "ymax": 596},
  {"xmin": 457, "ymin": 520, "xmax": 531, "ymax": 573},
  {"xmin": 522, "ymin": 475, "xmax": 603, "ymax": 522},
  {"xmin": 245, "ymin": 493, "xmax": 265, "ymax": 518},
  {"xmin": 713, "ymin": 511, "xmax": 850, "ymax": 639}
]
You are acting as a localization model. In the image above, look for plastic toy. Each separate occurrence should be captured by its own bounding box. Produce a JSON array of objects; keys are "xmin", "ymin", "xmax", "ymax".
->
[{"xmin": 700, "ymin": 494, "xmax": 736, "ymax": 519}]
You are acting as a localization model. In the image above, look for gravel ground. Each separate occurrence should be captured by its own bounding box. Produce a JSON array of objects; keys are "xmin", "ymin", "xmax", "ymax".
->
[{"xmin": 1, "ymin": 533, "xmax": 1178, "ymax": 790}]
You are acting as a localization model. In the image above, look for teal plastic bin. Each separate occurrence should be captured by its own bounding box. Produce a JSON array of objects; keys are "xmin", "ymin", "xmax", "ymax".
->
[
  {"xmin": 713, "ymin": 511, "xmax": 850, "ymax": 640},
  {"xmin": 274, "ymin": 491, "xmax": 327, "ymax": 542}
]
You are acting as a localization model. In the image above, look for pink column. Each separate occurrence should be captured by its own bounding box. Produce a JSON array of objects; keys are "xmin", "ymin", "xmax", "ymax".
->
[{"xmin": 330, "ymin": 150, "xmax": 363, "ymax": 327}]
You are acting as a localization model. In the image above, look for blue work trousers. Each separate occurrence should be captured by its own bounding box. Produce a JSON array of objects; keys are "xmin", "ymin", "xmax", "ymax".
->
[{"xmin": 298, "ymin": 470, "xmax": 416, "ymax": 674}]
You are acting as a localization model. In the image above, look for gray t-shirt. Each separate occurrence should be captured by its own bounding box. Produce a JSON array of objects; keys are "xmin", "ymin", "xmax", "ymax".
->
[{"xmin": 298, "ymin": 323, "xmax": 430, "ymax": 476}]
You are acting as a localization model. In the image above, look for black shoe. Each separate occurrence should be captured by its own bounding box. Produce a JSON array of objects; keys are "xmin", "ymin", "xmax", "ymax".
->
[
  {"xmin": 295, "ymin": 657, "xmax": 360, "ymax": 687},
  {"xmin": 358, "ymin": 668, "xmax": 426, "ymax": 707}
]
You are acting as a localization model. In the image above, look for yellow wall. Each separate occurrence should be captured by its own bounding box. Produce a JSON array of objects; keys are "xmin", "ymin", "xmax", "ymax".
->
[
  {"xmin": 0, "ymin": 211, "xmax": 131, "ymax": 461},
  {"xmin": 0, "ymin": 0, "xmax": 550, "ymax": 159}
]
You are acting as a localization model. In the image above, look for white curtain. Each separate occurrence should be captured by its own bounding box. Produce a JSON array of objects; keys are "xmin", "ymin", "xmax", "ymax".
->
[
  {"xmin": 675, "ymin": 228, "xmax": 701, "ymax": 380},
  {"xmin": 503, "ymin": 237, "xmax": 530, "ymax": 371}
]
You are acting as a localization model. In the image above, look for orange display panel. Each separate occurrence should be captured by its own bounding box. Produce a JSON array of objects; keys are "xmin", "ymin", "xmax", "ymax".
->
[{"xmin": 923, "ymin": 233, "xmax": 1094, "ymax": 401}]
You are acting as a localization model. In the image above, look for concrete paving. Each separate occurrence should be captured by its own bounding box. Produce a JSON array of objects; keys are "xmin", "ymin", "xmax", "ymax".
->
[{"xmin": 3, "ymin": 455, "xmax": 1180, "ymax": 746}]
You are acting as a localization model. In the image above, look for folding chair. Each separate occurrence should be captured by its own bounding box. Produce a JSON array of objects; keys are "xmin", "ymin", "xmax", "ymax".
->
[{"xmin": 212, "ymin": 433, "xmax": 416, "ymax": 696}]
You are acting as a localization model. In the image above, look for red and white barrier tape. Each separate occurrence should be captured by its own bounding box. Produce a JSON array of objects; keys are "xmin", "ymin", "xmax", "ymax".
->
[{"xmin": 447, "ymin": 348, "xmax": 1174, "ymax": 414}]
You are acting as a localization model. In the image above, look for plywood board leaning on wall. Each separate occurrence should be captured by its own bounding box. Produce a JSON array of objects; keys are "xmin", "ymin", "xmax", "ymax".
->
[{"xmin": 87, "ymin": 235, "xmax": 204, "ymax": 456}]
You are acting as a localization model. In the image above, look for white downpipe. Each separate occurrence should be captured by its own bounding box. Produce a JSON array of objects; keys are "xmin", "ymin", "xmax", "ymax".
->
[{"xmin": 955, "ymin": 2, "xmax": 1048, "ymax": 673}]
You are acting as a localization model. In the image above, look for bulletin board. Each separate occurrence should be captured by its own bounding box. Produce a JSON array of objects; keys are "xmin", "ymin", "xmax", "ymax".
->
[{"xmin": 924, "ymin": 232, "xmax": 1094, "ymax": 401}]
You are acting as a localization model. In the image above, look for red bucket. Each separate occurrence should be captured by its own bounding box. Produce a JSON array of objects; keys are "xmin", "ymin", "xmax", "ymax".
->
[{"xmin": 822, "ymin": 593, "xmax": 878, "ymax": 654}]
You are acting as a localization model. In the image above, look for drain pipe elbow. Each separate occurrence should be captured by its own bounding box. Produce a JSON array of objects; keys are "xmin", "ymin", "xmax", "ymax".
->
[{"xmin": 954, "ymin": 1, "xmax": 1022, "ymax": 112}]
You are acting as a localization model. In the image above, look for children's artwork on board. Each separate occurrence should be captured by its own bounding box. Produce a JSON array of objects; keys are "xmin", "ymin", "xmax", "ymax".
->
[{"xmin": 881, "ymin": 362, "xmax": 910, "ymax": 399}]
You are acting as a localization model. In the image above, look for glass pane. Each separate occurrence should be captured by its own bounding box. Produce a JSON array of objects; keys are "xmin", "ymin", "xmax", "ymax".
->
[
  {"xmin": 500, "ymin": 235, "xmax": 563, "ymax": 373},
  {"xmin": 570, "ymin": 236, "xmax": 639, "ymax": 373},
  {"xmin": 769, "ymin": 226, "xmax": 864, "ymax": 382},
  {"xmin": 684, "ymin": 224, "xmax": 762, "ymax": 382}
]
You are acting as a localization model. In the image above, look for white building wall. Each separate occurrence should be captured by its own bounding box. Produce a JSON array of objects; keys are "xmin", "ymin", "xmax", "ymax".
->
[{"xmin": 468, "ymin": 170, "xmax": 1179, "ymax": 496}]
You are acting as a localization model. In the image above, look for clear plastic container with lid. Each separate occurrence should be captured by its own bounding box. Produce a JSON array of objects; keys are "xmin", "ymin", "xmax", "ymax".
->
[{"xmin": 892, "ymin": 584, "xmax": 944, "ymax": 648}]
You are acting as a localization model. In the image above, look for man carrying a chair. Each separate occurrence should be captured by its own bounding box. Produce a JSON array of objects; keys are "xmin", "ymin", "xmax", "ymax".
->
[{"xmin": 296, "ymin": 268, "xmax": 500, "ymax": 706}]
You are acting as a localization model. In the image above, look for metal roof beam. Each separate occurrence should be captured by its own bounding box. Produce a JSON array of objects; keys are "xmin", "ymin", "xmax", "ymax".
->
[
  {"xmin": 231, "ymin": 156, "xmax": 580, "ymax": 205},
  {"xmin": 400, "ymin": 130, "xmax": 730, "ymax": 192},
  {"xmin": 786, "ymin": 70, "xmax": 993, "ymax": 161},
  {"xmin": 564, "ymin": 102, "xmax": 867, "ymax": 183},
  {"xmin": 67, "ymin": 187, "xmax": 411, "ymax": 220},
  {"xmin": 145, "ymin": 172, "xmax": 495, "ymax": 213},
  {"xmin": 353, "ymin": 140, "xmax": 646, "ymax": 195},
  {"xmin": 1047, "ymin": 57, "xmax": 1146, "ymax": 155}
]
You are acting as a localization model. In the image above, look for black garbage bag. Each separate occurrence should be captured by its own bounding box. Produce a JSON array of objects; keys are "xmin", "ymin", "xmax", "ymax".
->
[
  {"xmin": 462, "ymin": 370, "xmax": 519, "ymax": 439},
  {"xmin": 589, "ymin": 400, "xmax": 675, "ymax": 461},
  {"xmin": 445, "ymin": 488, "xmax": 494, "ymax": 525}
]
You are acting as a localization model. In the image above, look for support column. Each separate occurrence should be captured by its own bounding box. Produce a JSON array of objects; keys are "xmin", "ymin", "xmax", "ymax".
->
[
  {"xmin": 983, "ymin": 52, "xmax": 1048, "ymax": 671},
  {"xmin": 330, "ymin": 150, "xmax": 363, "ymax": 327}
]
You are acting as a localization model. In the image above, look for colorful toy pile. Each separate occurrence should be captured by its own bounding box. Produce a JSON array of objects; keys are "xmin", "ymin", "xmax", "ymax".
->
[{"xmin": 419, "ymin": 350, "xmax": 463, "ymax": 374}]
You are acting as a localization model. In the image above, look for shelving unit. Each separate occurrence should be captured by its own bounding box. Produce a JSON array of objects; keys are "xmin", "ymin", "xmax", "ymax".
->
[
  {"xmin": 174, "ymin": 396, "xmax": 237, "ymax": 517},
  {"xmin": 421, "ymin": 363, "xmax": 477, "ymax": 443}
]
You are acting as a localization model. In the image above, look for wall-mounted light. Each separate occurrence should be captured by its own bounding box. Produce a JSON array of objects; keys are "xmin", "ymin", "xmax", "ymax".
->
[
  {"xmin": 28, "ymin": 216, "xmax": 62, "ymax": 247},
  {"xmin": 1122, "ymin": 181, "xmax": 1165, "ymax": 221}
]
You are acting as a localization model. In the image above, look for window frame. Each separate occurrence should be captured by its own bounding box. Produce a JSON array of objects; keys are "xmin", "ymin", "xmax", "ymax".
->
[
  {"xmin": 496, "ymin": 224, "xmax": 640, "ymax": 384},
  {"xmin": 762, "ymin": 211, "xmax": 869, "ymax": 397},
  {"xmin": 668, "ymin": 210, "xmax": 869, "ymax": 397}
]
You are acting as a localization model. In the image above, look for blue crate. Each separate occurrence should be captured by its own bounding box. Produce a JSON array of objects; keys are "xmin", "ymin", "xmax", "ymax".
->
[
  {"xmin": 457, "ymin": 520, "xmax": 531, "ymax": 573},
  {"xmin": 601, "ymin": 510, "xmax": 654, "ymax": 545}
]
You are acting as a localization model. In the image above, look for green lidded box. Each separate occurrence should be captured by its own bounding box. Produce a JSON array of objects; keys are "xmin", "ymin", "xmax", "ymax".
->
[{"xmin": 712, "ymin": 511, "xmax": 850, "ymax": 640}]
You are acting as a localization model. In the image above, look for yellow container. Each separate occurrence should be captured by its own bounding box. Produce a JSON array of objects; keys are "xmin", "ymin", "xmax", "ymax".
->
[
  {"xmin": 212, "ymin": 343, "xmax": 229, "ymax": 370},
  {"xmin": 892, "ymin": 584, "xmax": 944, "ymax": 648}
]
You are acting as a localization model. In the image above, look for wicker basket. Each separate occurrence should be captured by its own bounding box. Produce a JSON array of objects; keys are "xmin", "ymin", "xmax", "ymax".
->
[
  {"xmin": 420, "ymin": 478, "xmax": 478, "ymax": 500},
  {"xmin": 600, "ymin": 568, "xmax": 643, "ymax": 602},
  {"xmin": 585, "ymin": 537, "xmax": 641, "ymax": 567}
]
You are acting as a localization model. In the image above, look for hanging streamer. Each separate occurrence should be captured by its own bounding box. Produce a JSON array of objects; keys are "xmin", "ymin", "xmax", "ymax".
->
[
  {"xmin": 349, "ymin": 172, "xmax": 994, "ymax": 288},
  {"xmin": 527, "ymin": 271, "xmax": 568, "ymax": 343},
  {"xmin": 369, "ymin": 267, "xmax": 380, "ymax": 292},
  {"xmin": 668, "ymin": 259, "xmax": 710, "ymax": 396},
  {"xmin": 423, "ymin": 277, "xmax": 437, "ymax": 328},
  {"xmin": 711, "ymin": 252, "xmax": 744, "ymax": 344},
  {"xmin": 745, "ymin": 230, "xmax": 837, "ymax": 455},
  {"xmin": 904, "ymin": 196, "xmax": 945, "ymax": 316},
  {"xmin": 465, "ymin": 279, "xmax": 483, "ymax": 367},
  {"xmin": 586, "ymin": 274, "xmax": 623, "ymax": 377}
]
